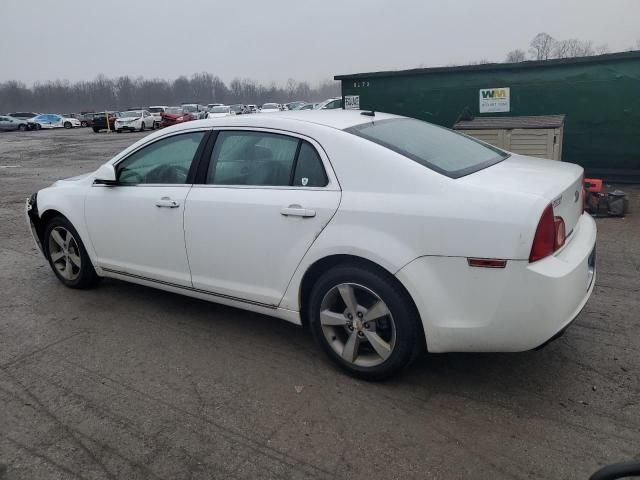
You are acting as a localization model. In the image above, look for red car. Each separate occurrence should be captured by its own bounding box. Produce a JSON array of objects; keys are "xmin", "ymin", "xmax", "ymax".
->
[{"xmin": 159, "ymin": 107, "xmax": 196, "ymax": 128}]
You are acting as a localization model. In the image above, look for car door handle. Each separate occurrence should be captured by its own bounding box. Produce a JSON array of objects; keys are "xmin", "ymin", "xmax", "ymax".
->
[
  {"xmin": 156, "ymin": 197, "xmax": 180, "ymax": 208},
  {"xmin": 280, "ymin": 205, "xmax": 316, "ymax": 217}
]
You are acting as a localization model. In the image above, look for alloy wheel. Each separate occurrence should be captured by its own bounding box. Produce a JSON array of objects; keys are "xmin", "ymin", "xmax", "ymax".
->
[
  {"xmin": 320, "ymin": 283, "xmax": 396, "ymax": 367},
  {"xmin": 48, "ymin": 226, "xmax": 81, "ymax": 281}
]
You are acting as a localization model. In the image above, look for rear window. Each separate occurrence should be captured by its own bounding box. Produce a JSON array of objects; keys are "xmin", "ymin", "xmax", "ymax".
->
[{"xmin": 345, "ymin": 118, "xmax": 508, "ymax": 178}]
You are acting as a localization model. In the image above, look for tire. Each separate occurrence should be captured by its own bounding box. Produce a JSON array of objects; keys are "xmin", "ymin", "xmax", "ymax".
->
[
  {"xmin": 18, "ymin": 124, "xmax": 26, "ymax": 131},
  {"xmin": 35, "ymin": 124, "xmax": 42, "ymax": 131},
  {"xmin": 81, "ymin": 121, "xmax": 88, "ymax": 127},
  {"xmin": 92, "ymin": 127, "xmax": 100, "ymax": 133},
  {"xmin": 151, "ymin": 122, "xmax": 156, "ymax": 130},
  {"xmin": 116, "ymin": 129, "xmax": 122, "ymax": 133},
  {"xmin": 43, "ymin": 216, "xmax": 99, "ymax": 289},
  {"xmin": 64, "ymin": 122, "xmax": 72, "ymax": 129},
  {"xmin": 140, "ymin": 122, "xmax": 145, "ymax": 132},
  {"xmin": 307, "ymin": 263, "xmax": 422, "ymax": 380}
]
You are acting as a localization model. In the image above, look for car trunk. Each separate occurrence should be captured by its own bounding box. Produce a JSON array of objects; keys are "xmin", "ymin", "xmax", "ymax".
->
[{"xmin": 460, "ymin": 154, "xmax": 584, "ymax": 237}]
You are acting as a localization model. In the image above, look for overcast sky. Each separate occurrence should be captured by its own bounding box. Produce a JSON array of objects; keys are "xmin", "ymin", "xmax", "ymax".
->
[{"xmin": 1, "ymin": 0, "xmax": 639, "ymax": 86}]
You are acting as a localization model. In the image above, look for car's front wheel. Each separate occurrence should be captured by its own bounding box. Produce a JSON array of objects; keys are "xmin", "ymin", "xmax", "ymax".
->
[
  {"xmin": 140, "ymin": 122, "xmax": 145, "ymax": 132},
  {"xmin": 44, "ymin": 216, "xmax": 99, "ymax": 289},
  {"xmin": 92, "ymin": 127, "xmax": 100, "ymax": 133},
  {"xmin": 63, "ymin": 121, "xmax": 72, "ymax": 129},
  {"xmin": 18, "ymin": 124, "xmax": 26, "ymax": 131},
  {"xmin": 81, "ymin": 121, "xmax": 88, "ymax": 127},
  {"xmin": 308, "ymin": 264, "xmax": 422, "ymax": 380}
]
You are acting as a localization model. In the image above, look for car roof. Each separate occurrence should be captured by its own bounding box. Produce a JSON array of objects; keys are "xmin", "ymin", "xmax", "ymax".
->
[{"xmin": 166, "ymin": 110, "xmax": 401, "ymax": 132}]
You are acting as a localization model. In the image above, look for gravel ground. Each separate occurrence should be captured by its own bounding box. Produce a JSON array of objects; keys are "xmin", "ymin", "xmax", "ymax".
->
[{"xmin": 0, "ymin": 128, "xmax": 638, "ymax": 480}]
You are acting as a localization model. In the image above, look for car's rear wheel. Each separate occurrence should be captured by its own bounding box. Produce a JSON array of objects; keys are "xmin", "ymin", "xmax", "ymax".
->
[
  {"xmin": 81, "ymin": 121, "xmax": 88, "ymax": 127},
  {"xmin": 44, "ymin": 216, "xmax": 99, "ymax": 289},
  {"xmin": 140, "ymin": 122, "xmax": 145, "ymax": 132},
  {"xmin": 151, "ymin": 122, "xmax": 156, "ymax": 130},
  {"xmin": 18, "ymin": 124, "xmax": 26, "ymax": 131},
  {"xmin": 92, "ymin": 127, "xmax": 100, "ymax": 133},
  {"xmin": 35, "ymin": 124, "xmax": 41, "ymax": 131},
  {"xmin": 307, "ymin": 264, "xmax": 421, "ymax": 380}
]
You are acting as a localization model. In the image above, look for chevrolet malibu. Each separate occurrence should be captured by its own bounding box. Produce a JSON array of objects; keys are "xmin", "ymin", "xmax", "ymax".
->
[{"xmin": 26, "ymin": 111, "xmax": 596, "ymax": 379}]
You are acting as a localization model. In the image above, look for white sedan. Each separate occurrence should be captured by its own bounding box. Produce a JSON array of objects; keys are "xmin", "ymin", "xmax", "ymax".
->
[
  {"xmin": 114, "ymin": 110, "xmax": 156, "ymax": 132},
  {"xmin": 206, "ymin": 106, "xmax": 232, "ymax": 118},
  {"xmin": 29, "ymin": 114, "xmax": 81, "ymax": 130},
  {"xmin": 25, "ymin": 111, "xmax": 596, "ymax": 379},
  {"xmin": 260, "ymin": 103, "xmax": 281, "ymax": 113}
]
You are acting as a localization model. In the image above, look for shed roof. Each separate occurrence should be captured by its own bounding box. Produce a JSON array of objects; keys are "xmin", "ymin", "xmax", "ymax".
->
[
  {"xmin": 334, "ymin": 50, "xmax": 640, "ymax": 80},
  {"xmin": 453, "ymin": 115, "xmax": 566, "ymax": 130}
]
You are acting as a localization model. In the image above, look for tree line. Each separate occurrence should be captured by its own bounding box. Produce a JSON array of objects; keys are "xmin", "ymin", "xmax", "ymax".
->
[
  {"xmin": 504, "ymin": 33, "xmax": 637, "ymax": 63},
  {"xmin": 0, "ymin": 73, "xmax": 341, "ymax": 113}
]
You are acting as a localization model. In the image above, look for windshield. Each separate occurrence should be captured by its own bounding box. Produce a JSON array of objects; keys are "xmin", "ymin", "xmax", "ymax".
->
[
  {"xmin": 182, "ymin": 105, "xmax": 197, "ymax": 112},
  {"xmin": 122, "ymin": 110, "xmax": 143, "ymax": 117},
  {"xmin": 166, "ymin": 107, "xmax": 183, "ymax": 114},
  {"xmin": 230, "ymin": 104, "xmax": 243, "ymax": 112},
  {"xmin": 148, "ymin": 107, "xmax": 164, "ymax": 113},
  {"xmin": 345, "ymin": 118, "xmax": 508, "ymax": 178},
  {"xmin": 262, "ymin": 103, "xmax": 278, "ymax": 109},
  {"xmin": 210, "ymin": 106, "xmax": 229, "ymax": 113}
]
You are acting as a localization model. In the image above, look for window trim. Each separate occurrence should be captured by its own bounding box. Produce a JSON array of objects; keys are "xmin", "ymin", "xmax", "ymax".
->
[
  {"xmin": 100, "ymin": 129, "xmax": 212, "ymax": 187},
  {"xmin": 194, "ymin": 127, "xmax": 338, "ymax": 190}
]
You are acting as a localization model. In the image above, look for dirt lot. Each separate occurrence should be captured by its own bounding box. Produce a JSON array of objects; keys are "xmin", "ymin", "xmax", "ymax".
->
[{"xmin": 0, "ymin": 128, "xmax": 638, "ymax": 479}]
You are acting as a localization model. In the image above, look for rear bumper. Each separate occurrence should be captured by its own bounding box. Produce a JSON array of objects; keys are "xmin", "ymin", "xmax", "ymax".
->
[{"xmin": 396, "ymin": 213, "xmax": 597, "ymax": 353}]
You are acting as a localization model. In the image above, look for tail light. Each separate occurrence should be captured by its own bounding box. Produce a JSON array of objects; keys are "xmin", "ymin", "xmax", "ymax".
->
[{"xmin": 529, "ymin": 204, "xmax": 566, "ymax": 262}]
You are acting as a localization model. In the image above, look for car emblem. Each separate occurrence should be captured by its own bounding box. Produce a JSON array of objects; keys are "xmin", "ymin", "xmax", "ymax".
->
[
  {"xmin": 302, "ymin": 177, "xmax": 309, "ymax": 186},
  {"xmin": 552, "ymin": 196, "xmax": 562, "ymax": 208},
  {"xmin": 574, "ymin": 190, "xmax": 580, "ymax": 203}
]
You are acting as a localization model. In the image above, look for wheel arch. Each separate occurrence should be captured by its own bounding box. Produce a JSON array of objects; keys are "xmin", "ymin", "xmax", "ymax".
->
[{"xmin": 298, "ymin": 254, "xmax": 425, "ymax": 346}]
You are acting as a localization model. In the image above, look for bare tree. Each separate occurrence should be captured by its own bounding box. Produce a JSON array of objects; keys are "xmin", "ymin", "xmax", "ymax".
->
[
  {"xmin": 594, "ymin": 44, "xmax": 609, "ymax": 55},
  {"xmin": 505, "ymin": 49, "xmax": 527, "ymax": 63},
  {"xmin": 530, "ymin": 32, "xmax": 556, "ymax": 60}
]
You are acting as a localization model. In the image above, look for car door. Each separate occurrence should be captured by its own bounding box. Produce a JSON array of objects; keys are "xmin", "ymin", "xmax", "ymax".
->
[
  {"xmin": 184, "ymin": 129, "xmax": 341, "ymax": 306},
  {"xmin": 0, "ymin": 117, "xmax": 8, "ymax": 130},
  {"xmin": 85, "ymin": 130, "xmax": 208, "ymax": 286}
]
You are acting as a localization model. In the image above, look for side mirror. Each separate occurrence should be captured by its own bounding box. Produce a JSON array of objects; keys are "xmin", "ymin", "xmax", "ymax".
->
[{"xmin": 94, "ymin": 163, "xmax": 117, "ymax": 185}]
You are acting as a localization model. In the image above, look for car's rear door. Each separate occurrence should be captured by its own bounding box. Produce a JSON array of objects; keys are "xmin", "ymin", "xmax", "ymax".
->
[
  {"xmin": 85, "ymin": 129, "xmax": 209, "ymax": 286},
  {"xmin": 184, "ymin": 128, "xmax": 341, "ymax": 306}
]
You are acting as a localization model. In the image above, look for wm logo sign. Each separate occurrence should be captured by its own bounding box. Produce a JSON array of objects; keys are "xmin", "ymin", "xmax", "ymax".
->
[{"xmin": 481, "ymin": 89, "xmax": 508, "ymax": 99}]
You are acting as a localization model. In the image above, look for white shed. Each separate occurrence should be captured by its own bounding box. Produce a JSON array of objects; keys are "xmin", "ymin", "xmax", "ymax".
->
[{"xmin": 453, "ymin": 115, "xmax": 565, "ymax": 160}]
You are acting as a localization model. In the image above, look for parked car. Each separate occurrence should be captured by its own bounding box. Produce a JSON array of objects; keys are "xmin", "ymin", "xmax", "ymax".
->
[
  {"xmin": 260, "ymin": 103, "xmax": 281, "ymax": 113},
  {"xmin": 115, "ymin": 110, "xmax": 155, "ymax": 132},
  {"xmin": 91, "ymin": 112, "xmax": 120, "ymax": 132},
  {"xmin": 159, "ymin": 107, "xmax": 196, "ymax": 128},
  {"xmin": 0, "ymin": 115, "xmax": 29, "ymax": 131},
  {"xmin": 298, "ymin": 103, "xmax": 317, "ymax": 111},
  {"xmin": 246, "ymin": 104, "xmax": 258, "ymax": 113},
  {"xmin": 287, "ymin": 101, "xmax": 307, "ymax": 111},
  {"xmin": 206, "ymin": 103, "xmax": 224, "ymax": 111},
  {"xmin": 148, "ymin": 106, "xmax": 167, "ymax": 128},
  {"xmin": 25, "ymin": 110, "xmax": 596, "ymax": 380},
  {"xmin": 315, "ymin": 97, "xmax": 342, "ymax": 110},
  {"xmin": 28, "ymin": 114, "xmax": 81, "ymax": 130},
  {"xmin": 181, "ymin": 103, "xmax": 207, "ymax": 119},
  {"xmin": 206, "ymin": 105, "xmax": 232, "ymax": 118},
  {"xmin": 63, "ymin": 113, "xmax": 91, "ymax": 127},
  {"xmin": 229, "ymin": 104, "xmax": 247, "ymax": 115},
  {"xmin": 9, "ymin": 112, "xmax": 39, "ymax": 120}
]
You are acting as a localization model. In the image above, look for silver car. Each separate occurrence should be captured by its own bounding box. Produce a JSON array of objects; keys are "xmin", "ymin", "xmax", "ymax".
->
[{"xmin": 0, "ymin": 115, "xmax": 29, "ymax": 131}]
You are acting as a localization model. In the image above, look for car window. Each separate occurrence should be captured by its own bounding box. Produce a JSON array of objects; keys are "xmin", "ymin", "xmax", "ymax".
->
[
  {"xmin": 293, "ymin": 142, "xmax": 328, "ymax": 187},
  {"xmin": 345, "ymin": 118, "xmax": 508, "ymax": 178},
  {"xmin": 116, "ymin": 132, "xmax": 205, "ymax": 185},
  {"xmin": 207, "ymin": 131, "xmax": 299, "ymax": 186}
]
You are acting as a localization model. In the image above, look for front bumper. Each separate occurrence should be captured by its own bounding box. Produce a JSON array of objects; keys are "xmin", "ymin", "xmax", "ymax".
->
[
  {"xmin": 396, "ymin": 213, "xmax": 597, "ymax": 353},
  {"xmin": 26, "ymin": 194, "xmax": 44, "ymax": 254}
]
